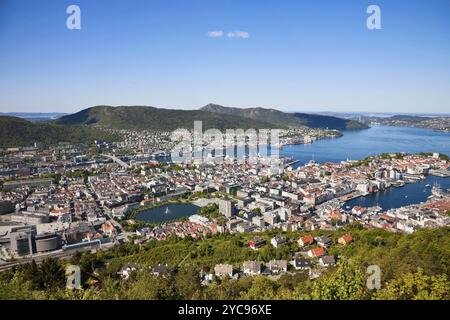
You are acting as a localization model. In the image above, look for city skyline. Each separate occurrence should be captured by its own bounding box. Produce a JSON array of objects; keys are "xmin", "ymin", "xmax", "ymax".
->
[{"xmin": 1, "ymin": 0, "xmax": 450, "ymax": 114}]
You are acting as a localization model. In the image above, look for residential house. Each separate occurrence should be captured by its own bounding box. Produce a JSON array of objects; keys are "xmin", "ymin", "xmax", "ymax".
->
[
  {"xmin": 319, "ymin": 256, "xmax": 336, "ymax": 267},
  {"xmin": 315, "ymin": 236, "xmax": 332, "ymax": 248},
  {"xmin": 338, "ymin": 234, "xmax": 353, "ymax": 245},
  {"xmin": 248, "ymin": 237, "xmax": 266, "ymax": 250},
  {"xmin": 242, "ymin": 261, "xmax": 261, "ymax": 276},
  {"xmin": 307, "ymin": 247, "xmax": 326, "ymax": 258},
  {"xmin": 214, "ymin": 264, "xmax": 233, "ymax": 278},
  {"xmin": 267, "ymin": 260, "xmax": 288, "ymax": 274},
  {"xmin": 297, "ymin": 235, "xmax": 314, "ymax": 247},
  {"xmin": 291, "ymin": 257, "xmax": 312, "ymax": 270},
  {"xmin": 270, "ymin": 235, "xmax": 287, "ymax": 248}
]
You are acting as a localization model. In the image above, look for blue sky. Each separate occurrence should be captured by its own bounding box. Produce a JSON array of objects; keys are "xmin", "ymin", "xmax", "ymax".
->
[{"xmin": 0, "ymin": 0, "xmax": 449, "ymax": 113}]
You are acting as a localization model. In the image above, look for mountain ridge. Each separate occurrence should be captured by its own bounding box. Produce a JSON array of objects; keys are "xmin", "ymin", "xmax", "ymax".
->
[
  {"xmin": 56, "ymin": 104, "xmax": 368, "ymax": 131},
  {"xmin": 55, "ymin": 105, "xmax": 281, "ymax": 130},
  {"xmin": 1, "ymin": 104, "xmax": 369, "ymax": 147},
  {"xmin": 201, "ymin": 103, "xmax": 369, "ymax": 130}
]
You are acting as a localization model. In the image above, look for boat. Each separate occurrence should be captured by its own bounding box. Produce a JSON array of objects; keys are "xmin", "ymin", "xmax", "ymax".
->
[
  {"xmin": 164, "ymin": 207, "xmax": 171, "ymax": 215},
  {"xmin": 431, "ymin": 183, "xmax": 444, "ymax": 197},
  {"xmin": 425, "ymin": 184, "xmax": 431, "ymax": 188}
]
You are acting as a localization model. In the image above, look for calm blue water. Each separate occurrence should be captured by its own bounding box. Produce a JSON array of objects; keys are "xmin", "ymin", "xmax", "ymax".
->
[
  {"xmin": 344, "ymin": 176, "xmax": 450, "ymax": 211},
  {"xmin": 281, "ymin": 125, "xmax": 450, "ymax": 166},
  {"xmin": 281, "ymin": 125, "xmax": 450, "ymax": 211},
  {"xmin": 136, "ymin": 203, "xmax": 199, "ymax": 223}
]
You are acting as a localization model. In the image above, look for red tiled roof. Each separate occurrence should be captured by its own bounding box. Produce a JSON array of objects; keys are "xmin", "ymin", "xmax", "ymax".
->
[
  {"xmin": 310, "ymin": 247, "xmax": 325, "ymax": 257},
  {"xmin": 340, "ymin": 234, "xmax": 353, "ymax": 243},
  {"xmin": 300, "ymin": 235, "xmax": 314, "ymax": 245}
]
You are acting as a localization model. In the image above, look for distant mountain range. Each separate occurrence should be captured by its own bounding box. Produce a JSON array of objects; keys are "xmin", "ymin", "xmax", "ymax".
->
[
  {"xmin": 0, "ymin": 112, "xmax": 67, "ymax": 122},
  {"xmin": 316, "ymin": 111, "xmax": 450, "ymax": 119},
  {"xmin": 356, "ymin": 114, "xmax": 450, "ymax": 132},
  {"xmin": 0, "ymin": 104, "xmax": 368, "ymax": 147}
]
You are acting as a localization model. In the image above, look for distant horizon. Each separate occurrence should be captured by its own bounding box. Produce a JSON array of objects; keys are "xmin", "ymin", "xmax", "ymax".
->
[{"xmin": 1, "ymin": 104, "xmax": 449, "ymax": 118}]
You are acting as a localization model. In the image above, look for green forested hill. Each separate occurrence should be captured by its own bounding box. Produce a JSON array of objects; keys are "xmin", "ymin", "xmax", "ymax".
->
[
  {"xmin": 201, "ymin": 104, "xmax": 307, "ymax": 127},
  {"xmin": 1, "ymin": 102, "xmax": 367, "ymax": 148},
  {"xmin": 54, "ymin": 105, "xmax": 282, "ymax": 130},
  {"xmin": 201, "ymin": 103, "xmax": 369, "ymax": 130},
  {"xmin": 292, "ymin": 112, "xmax": 369, "ymax": 130},
  {"xmin": 54, "ymin": 104, "xmax": 368, "ymax": 131},
  {"xmin": 0, "ymin": 116, "xmax": 118, "ymax": 148}
]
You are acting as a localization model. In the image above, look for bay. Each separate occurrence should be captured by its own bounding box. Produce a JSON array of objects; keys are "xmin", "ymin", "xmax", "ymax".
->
[
  {"xmin": 344, "ymin": 175, "xmax": 449, "ymax": 211},
  {"xmin": 281, "ymin": 125, "xmax": 450, "ymax": 211},
  {"xmin": 281, "ymin": 125, "xmax": 450, "ymax": 166}
]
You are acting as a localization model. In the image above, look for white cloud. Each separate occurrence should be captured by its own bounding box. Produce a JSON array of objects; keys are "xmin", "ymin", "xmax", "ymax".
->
[
  {"xmin": 207, "ymin": 30, "xmax": 224, "ymax": 38},
  {"xmin": 227, "ymin": 31, "xmax": 250, "ymax": 39}
]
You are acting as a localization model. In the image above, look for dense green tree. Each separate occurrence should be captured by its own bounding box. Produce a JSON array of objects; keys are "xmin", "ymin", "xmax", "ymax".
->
[
  {"xmin": 38, "ymin": 258, "xmax": 66, "ymax": 291},
  {"xmin": 205, "ymin": 277, "xmax": 254, "ymax": 300},
  {"xmin": 197, "ymin": 242, "xmax": 214, "ymax": 257},
  {"xmin": 374, "ymin": 268, "xmax": 450, "ymax": 300},
  {"xmin": 175, "ymin": 267, "xmax": 202, "ymax": 299},
  {"xmin": 240, "ymin": 277, "xmax": 279, "ymax": 300},
  {"xmin": 311, "ymin": 260, "xmax": 368, "ymax": 300},
  {"xmin": 19, "ymin": 260, "xmax": 41, "ymax": 290},
  {"xmin": 0, "ymin": 273, "xmax": 35, "ymax": 300},
  {"xmin": 124, "ymin": 273, "xmax": 176, "ymax": 300},
  {"xmin": 93, "ymin": 277, "xmax": 123, "ymax": 300}
]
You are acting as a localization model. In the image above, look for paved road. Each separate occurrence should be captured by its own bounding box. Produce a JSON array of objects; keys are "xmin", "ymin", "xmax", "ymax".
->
[{"xmin": 102, "ymin": 154, "xmax": 130, "ymax": 169}]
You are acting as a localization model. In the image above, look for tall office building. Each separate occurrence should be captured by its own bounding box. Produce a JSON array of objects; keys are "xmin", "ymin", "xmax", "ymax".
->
[{"xmin": 219, "ymin": 199, "xmax": 235, "ymax": 218}]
